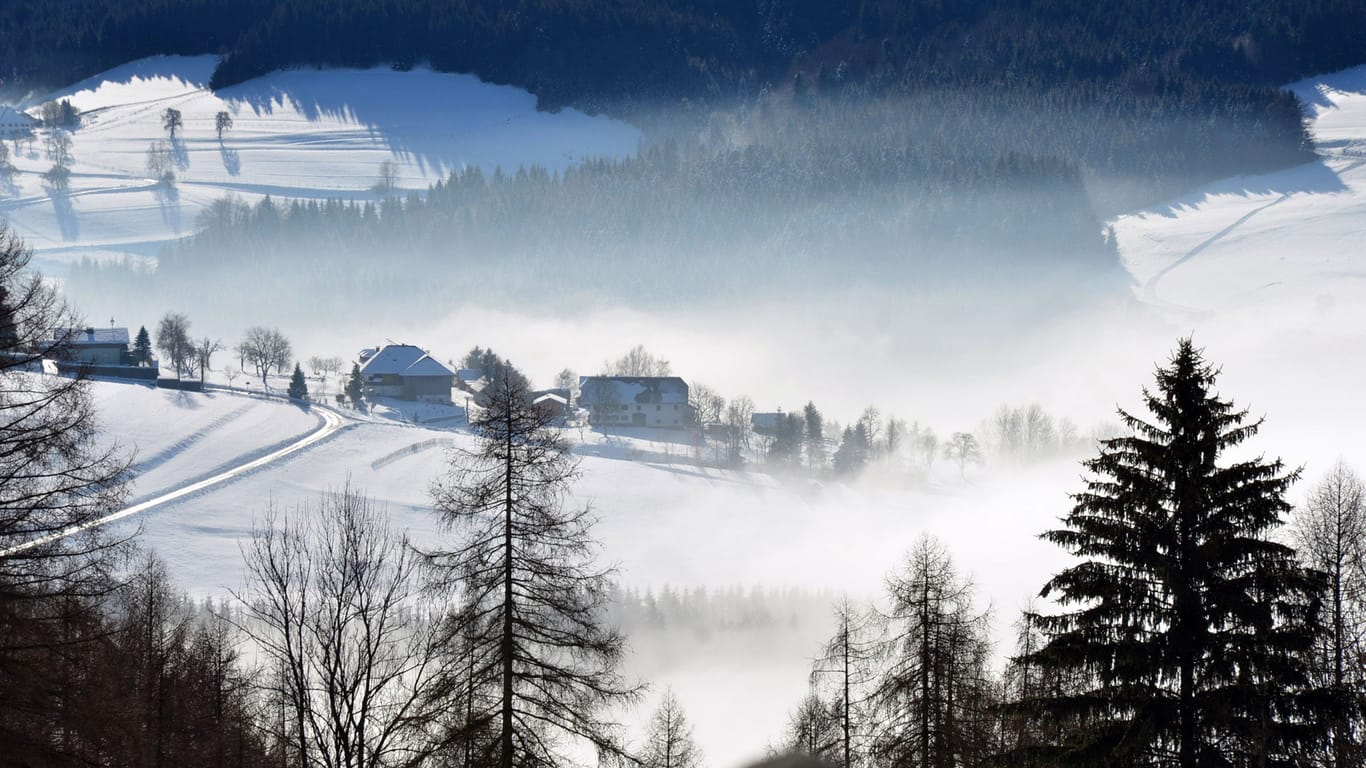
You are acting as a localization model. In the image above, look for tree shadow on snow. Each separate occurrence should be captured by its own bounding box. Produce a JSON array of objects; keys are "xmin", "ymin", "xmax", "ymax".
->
[{"xmin": 219, "ymin": 143, "xmax": 241, "ymax": 176}]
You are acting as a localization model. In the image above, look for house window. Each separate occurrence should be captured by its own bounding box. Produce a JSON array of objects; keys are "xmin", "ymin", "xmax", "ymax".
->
[
  {"xmin": 673, "ymin": 404, "xmax": 679, "ymax": 411},
  {"xmin": 620, "ymin": 404, "xmax": 628, "ymax": 411},
  {"xmin": 656, "ymin": 405, "xmax": 661, "ymax": 411}
]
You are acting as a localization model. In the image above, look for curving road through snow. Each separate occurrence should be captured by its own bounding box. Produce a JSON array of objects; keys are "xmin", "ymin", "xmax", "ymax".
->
[{"xmin": 0, "ymin": 401, "xmax": 349, "ymax": 557}]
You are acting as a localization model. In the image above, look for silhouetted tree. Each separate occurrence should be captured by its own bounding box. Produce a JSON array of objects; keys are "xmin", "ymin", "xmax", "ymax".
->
[
  {"xmin": 215, "ymin": 110, "xmax": 233, "ymax": 140},
  {"xmin": 1293, "ymin": 461, "xmax": 1366, "ymax": 768},
  {"xmin": 425, "ymin": 369, "xmax": 639, "ymax": 768},
  {"xmin": 1018, "ymin": 339, "xmax": 1324, "ymax": 768},
  {"xmin": 642, "ymin": 688, "xmax": 703, "ymax": 768},
  {"xmin": 236, "ymin": 485, "xmax": 445, "ymax": 768},
  {"xmin": 286, "ymin": 363, "xmax": 307, "ymax": 400},
  {"xmin": 131, "ymin": 325, "xmax": 153, "ymax": 366},
  {"xmin": 156, "ymin": 311, "xmax": 193, "ymax": 379},
  {"xmin": 162, "ymin": 107, "xmax": 182, "ymax": 138}
]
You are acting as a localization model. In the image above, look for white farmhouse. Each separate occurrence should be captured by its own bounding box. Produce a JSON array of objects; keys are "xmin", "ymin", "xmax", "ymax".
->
[
  {"xmin": 577, "ymin": 376, "xmax": 693, "ymax": 428},
  {"xmin": 0, "ymin": 106, "xmax": 39, "ymax": 136}
]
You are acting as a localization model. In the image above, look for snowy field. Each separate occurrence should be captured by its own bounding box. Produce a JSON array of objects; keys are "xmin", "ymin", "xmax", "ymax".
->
[
  {"xmin": 0, "ymin": 55, "xmax": 640, "ymax": 273},
  {"xmin": 5, "ymin": 58, "xmax": 1366, "ymax": 765}
]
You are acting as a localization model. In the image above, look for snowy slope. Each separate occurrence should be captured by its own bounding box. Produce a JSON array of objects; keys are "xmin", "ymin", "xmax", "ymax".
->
[
  {"xmin": 0, "ymin": 56, "xmax": 640, "ymax": 270},
  {"xmin": 1115, "ymin": 65, "xmax": 1366, "ymax": 324}
]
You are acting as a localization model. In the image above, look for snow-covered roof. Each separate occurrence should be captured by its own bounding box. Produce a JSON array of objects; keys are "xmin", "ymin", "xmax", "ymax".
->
[
  {"xmin": 577, "ymin": 376, "xmax": 689, "ymax": 406},
  {"xmin": 533, "ymin": 393, "xmax": 568, "ymax": 406},
  {"xmin": 0, "ymin": 106, "xmax": 39, "ymax": 128},
  {"xmin": 358, "ymin": 344, "xmax": 454, "ymax": 378},
  {"xmin": 456, "ymin": 368, "xmax": 485, "ymax": 382},
  {"xmin": 55, "ymin": 327, "xmax": 130, "ymax": 346},
  {"xmin": 751, "ymin": 411, "xmax": 785, "ymax": 430}
]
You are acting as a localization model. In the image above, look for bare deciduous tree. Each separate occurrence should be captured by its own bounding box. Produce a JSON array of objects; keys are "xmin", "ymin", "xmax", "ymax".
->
[
  {"xmin": 1293, "ymin": 461, "xmax": 1366, "ymax": 768},
  {"xmin": 162, "ymin": 108, "xmax": 183, "ymax": 138},
  {"xmin": 236, "ymin": 484, "xmax": 446, "ymax": 768},
  {"xmin": 237, "ymin": 326, "xmax": 293, "ymax": 388},
  {"xmin": 194, "ymin": 337, "xmax": 223, "ymax": 382},
  {"xmin": 215, "ymin": 111, "xmax": 233, "ymax": 140},
  {"xmin": 155, "ymin": 312, "xmax": 194, "ymax": 380},
  {"xmin": 602, "ymin": 344, "xmax": 671, "ymax": 377},
  {"xmin": 942, "ymin": 432, "xmax": 981, "ymax": 479}
]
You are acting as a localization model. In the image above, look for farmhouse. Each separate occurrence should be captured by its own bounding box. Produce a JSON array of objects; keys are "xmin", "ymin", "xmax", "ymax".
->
[
  {"xmin": 54, "ymin": 327, "xmax": 130, "ymax": 365},
  {"xmin": 0, "ymin": 106, "xmax": 39, "ymax": 136},
  {"xmin": 357, "ymin": 343, "xmax": 455, "ymax": 403},
  {"xmin": 577, "ymin": 376, "xmax": 693, "ymax": 428}
]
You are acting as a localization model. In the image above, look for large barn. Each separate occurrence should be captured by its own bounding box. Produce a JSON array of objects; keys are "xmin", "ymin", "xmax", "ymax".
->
[
  {"xmin": 357, "ymin": 343, "xmax": 455, "ymax": 403},
  {"xmin": 577, "ymin": 376, "xmax": 693, "ymax": 428}
]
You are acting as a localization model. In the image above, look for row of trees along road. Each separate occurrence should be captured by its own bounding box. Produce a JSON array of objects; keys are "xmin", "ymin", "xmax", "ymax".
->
[{"xmin": 784, "ymin": 339, "xmax": 1366, "ymax": 768}]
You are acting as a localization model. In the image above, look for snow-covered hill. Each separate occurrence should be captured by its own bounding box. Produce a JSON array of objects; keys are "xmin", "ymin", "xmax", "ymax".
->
[
  {"xmin": 0, "ymin": 56, "xmax": 639, "ymax": 272},
  {"xmin": 1115, "ymin": 65, "xmax": 1366, "ymax": 324}
]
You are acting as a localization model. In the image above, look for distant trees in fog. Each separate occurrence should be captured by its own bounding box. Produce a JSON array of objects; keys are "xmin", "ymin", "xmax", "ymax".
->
[{"xmin": 603, "ymin": 343, "xmax": 672, "ymax": 377}]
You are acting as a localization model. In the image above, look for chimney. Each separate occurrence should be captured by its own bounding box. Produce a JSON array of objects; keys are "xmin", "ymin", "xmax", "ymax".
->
[{"xmin": 85, "ymin": 327, "xmax": 95, "ymax": 340}]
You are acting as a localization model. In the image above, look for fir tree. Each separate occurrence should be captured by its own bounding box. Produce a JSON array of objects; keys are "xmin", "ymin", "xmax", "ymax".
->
[
  {"xmin": 286, "ymin": 363, "xmax": 307, "ymax": 400},
  {"xmin": 132, "ymin": 325, "xmax": 152, "ymax": 366},
  {"xmin": 1019, "ymin": 338, "xmax": 1324, "ymax": 768}
]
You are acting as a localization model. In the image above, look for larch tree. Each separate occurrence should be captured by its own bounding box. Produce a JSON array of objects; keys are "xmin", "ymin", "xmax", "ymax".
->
[
  {"xmin": 642, "ymin": 688, "xmax": 703, "ymax": 768},
  {"xmin": 810, "ymin": 598, "xmax": 878, "ymax": 768},
  {"xmin": 1292, "ymin": 461, "xmax": 1366, "ymax": 768},
  {"xmin": 871, "ymin": 535, "xmax": 994, "ymax": 768},
  {"xmin": 785, "ymin": 691, "xmax": 840, "ymax": 762},
  {"xmin": 1019, "ymin": 338, "xmax": 1324, "ymax": 768},
  {"xmin": 0, "ymin": 224, "xmax": 130, "ymax": 760},
  {"xmin": 425, "ymin": 368, "xmax": 639, "ymax": 768}
]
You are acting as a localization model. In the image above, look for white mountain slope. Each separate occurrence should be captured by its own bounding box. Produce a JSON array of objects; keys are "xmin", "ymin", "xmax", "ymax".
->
[{"xmin": 1115, "ymin": 65, "xmax": 1366, "ymax": 324}]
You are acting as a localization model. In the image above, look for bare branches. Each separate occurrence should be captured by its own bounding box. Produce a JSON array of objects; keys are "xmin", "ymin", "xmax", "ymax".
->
[{"xmin": 235, "ymin": 483, "xmax": 447, "ymax": 768}]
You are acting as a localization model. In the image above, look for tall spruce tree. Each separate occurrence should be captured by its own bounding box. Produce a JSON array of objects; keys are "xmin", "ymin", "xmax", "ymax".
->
[
  {"xmin": 286, "ymin": 363, "xmax": 307, "ymax": 400},
  {"xmin": 1019, "ymin": 339, "xmax": 1324, "ymax": 767},
  {"xmin": 425, "ymin": 368, "xmax": 639, "ymax": 768}
]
